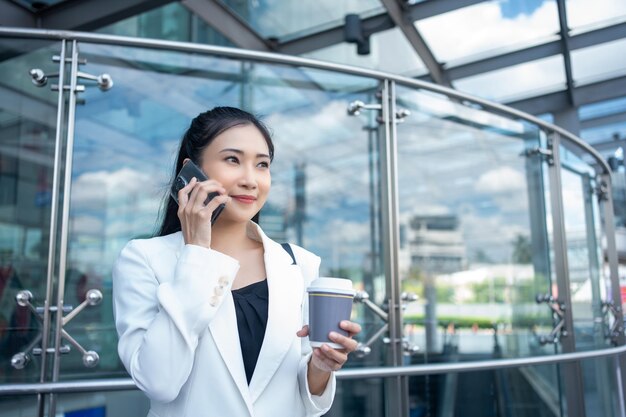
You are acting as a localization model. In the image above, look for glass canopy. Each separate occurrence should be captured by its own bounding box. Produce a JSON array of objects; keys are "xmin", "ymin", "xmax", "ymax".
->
[
  {"xmin": 220, "ymin": 0, "xmax": 384, "ymax": 40},
  {"xmin": 416, "ymin": 0, "xmax": 560, "ymax": 65},
  {"xmin": 571, "ymin": 38, "xmax": 626, "ymax": 86},
  {"xmin": 453, "ymin": 55, "xmax": 565, "ymax": 103},
  {"xmin": 304, "ymin": 26, "xmax": 427, "ymax": 77},
  {"xmin": 10, "ymin": 0, "xmax": 67, "ymax": 11},
  {"xmin": 566, "ymin": 0, "xmax": 626, "ymax": 32}
]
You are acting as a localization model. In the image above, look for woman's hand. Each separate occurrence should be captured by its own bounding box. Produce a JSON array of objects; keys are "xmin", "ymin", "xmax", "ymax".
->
[
  {"xmin": 296, "ymin": 321, "xmax": 362, "ymax": 395},
  {"xmin": 177, "ymin": 177, "xmax": 230, "ymax": 248}
]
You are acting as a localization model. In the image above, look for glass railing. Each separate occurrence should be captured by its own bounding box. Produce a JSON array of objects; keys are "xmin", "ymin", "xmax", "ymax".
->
[{"xmin": 0, "ymin": 28, "xmax": 623, "ymax": 417}]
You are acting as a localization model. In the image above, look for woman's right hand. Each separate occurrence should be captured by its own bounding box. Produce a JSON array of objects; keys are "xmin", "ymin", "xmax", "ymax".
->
[{"xmin": 177, "ymin": 177, "xmax": 230, "ymax": 248}]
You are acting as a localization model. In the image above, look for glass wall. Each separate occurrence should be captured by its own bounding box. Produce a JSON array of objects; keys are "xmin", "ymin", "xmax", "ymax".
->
[
  {"xmin": 0, "ymin": 30, "xmax": 622, "ymax": 417},
  {"xmin": 0, "ymin": 38, "xmax": 60, "ymax": 386}
]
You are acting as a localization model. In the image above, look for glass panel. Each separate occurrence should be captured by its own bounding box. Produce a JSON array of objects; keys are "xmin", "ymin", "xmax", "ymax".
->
[
  {"xmin": 559, "ymin": 143, "xmax": 619, "ymax": 416},
  {"xmin": 580, "ymin": 121, "xmax": 626, "ymax": 146},
  {"xmin": 571, "ymin": 38, "xmax": 626, "ymax": 86},
  {"xmin": 97, "ymin": 2, "xmax": 233, "ymax": 46},
  {"xmin": 62, "ymin": 40, "xmax": 385, "ymax": 416},
  {"xmin": 220, "ymin": 0, "xmax": 384, "ymax": 40},
  {"xmin": 408, "ymin": 363, "xmax": 563, "ymax": 416},
  {"xmin": 579, "ymin": 96, "xmax": 626, "ymax": 121},
  {"xmin": 304, "ymin": 27, "xmax": 427, "ymax": 77},
  {"xmin": 395, "ymin": 86, "xmax": 557, "ymax": 368},
  {"xmin": 453, "ymin": 55, "xmax": 565, "ymax": 103},
  {"xmin": 566, "ymin": 0, "xmax": 626, "ymax": 32},
  {"xmin": 0, "ymin": 38, "xmax": 60, "ymax": 385},
  {"xmin": 55, "ymin": 390, "xmax": 149, "ymax": 417},
  {"xmin": 0, "ymin": 394, "xmax": 42, "ymax": 416},
  {"xmin": 416, "ymin": 0, "xmax": 559, "ymax": 65}
]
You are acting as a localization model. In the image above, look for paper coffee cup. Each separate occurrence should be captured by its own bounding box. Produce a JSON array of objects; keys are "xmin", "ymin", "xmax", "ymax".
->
[{"xmin": 307, "ymin": 277, "xmax": 355, "ymax": 349}]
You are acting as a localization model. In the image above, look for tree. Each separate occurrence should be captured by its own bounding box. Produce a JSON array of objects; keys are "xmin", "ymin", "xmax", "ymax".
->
[{"xmin": 511, "ymin": 234, "xmax": 532, "ymax": 264}]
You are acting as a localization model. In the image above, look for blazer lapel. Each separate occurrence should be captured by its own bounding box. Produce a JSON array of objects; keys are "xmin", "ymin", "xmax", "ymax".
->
[
  {"xmin": 249, "ymin": 228, "xmax": 304, "ymax": 403},
  {"xmin": 174, "ymin": 232, "xmax": 253, "ymax": 415},
  {"xmin": 208, "ymin": 293, "xmax": 253, "ymax": 414}
]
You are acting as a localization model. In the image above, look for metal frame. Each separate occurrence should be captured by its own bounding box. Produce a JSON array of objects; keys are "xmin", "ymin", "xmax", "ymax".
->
[
  {"xmin": 0, "ymin": 28, "xmax": 623, "ymax": 416},
  {"xmin": 181, "ymin": 0, "xmax": 273, "ymax": 51},
  {"xmin": 377, "ymin": 79, "xmax": 409, "ymax": 417},
  {"xmin": 547, "ymin": 133, "xmax": 587, "ymax": 417},
  {"xmin": 378, "ymin": 0, "xmax": 449, "ymax": 86},
  {"xmin": 3, "ymin": 344, "xmax": 626, "ymax": 396},
  {"xmin": 0, "ymin": 28, "xmax": 613, "ymax": 177},
  {"xmin": 36, "ymin": 38, "xmax": 67, "ymax": 417}
]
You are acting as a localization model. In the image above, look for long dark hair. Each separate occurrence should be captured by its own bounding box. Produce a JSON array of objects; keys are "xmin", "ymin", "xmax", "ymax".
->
[{"xmin": 156, "ymin": 107, "xmax": 274, "ymax": 237}]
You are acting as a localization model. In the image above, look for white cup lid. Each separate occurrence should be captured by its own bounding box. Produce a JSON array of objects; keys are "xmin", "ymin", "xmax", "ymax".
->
[{"xmin": 307, "ymin": 277, "xmax": 355, "ymax": 296}]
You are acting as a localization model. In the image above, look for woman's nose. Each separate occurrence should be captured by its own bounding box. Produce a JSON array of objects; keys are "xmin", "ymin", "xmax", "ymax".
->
[{"xmin": 239, "ymin": 166, "xmax": 257, "ymax": 188}]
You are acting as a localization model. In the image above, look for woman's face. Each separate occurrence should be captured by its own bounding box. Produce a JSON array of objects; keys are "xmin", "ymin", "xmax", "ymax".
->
[{"xmin": 199, "ymin": 124, "xmax": 271, "ymax": 224}]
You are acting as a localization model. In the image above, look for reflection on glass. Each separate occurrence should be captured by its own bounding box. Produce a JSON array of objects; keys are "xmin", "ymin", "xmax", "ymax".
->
[
  {"xmin": 581, "ymin": 121, "xmax": 626, "ymax": 146},
  {"xmin": 416, "ymin": 0, "xmax": 559, "ymax": 65},
  {"xmin": 566, "ymin": 0, "xmax": 626, "ymax": 31},
  {"xmin": 63, "ymin": 41, "xmax": 384, "ymax": 416},
  {"xmin": 395, "ymin": 87, "xmax": 557, "ymax": 374},
  {"xmin": 454, "ymin": 55, "xmax": 565, "ymax": 102},
  {"xmin": 55, "ymin": 390, "xmax": 149, "ymax": 417},
  {"xmin": 0, "ymin": 39, "xmax": 60, "ymax": 385},
  {"xmin": 579, "ymin": 96, "xmax": 626, "ymax": 121},
  {"xmin": 304, "ymin": 27, "xmax": 427, "ymax": 77},
  {"xmin": 409, "ymin": 363, "xmax": 562, "ymax": 416},
  {"xmin": 97, "ymin": 2, "xmax": 232, "ymax": 46},
  {"xmin": 220, "ymin": 0, "xmax": 383, "ymax": 40},
  {"xmin": 571, "ymin": 38, "xmax": 626, "ymax": 85}
]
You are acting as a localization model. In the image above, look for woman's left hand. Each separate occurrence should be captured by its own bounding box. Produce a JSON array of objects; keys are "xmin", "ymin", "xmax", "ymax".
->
[{"xmin": 296, "ymin": 321, "xmax": 362, "ymax": 372}]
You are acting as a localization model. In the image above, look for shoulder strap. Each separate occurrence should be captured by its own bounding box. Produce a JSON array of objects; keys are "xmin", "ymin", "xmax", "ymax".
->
[{"xmin": 281, "ymin": 243, "xmax": 297, "ymax": 265}]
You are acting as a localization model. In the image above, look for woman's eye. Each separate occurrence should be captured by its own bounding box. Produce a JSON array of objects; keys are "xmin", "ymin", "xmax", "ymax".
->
[
  {"xmin": 225, "ymin": 156, "xmax": 239, "ymax": 163},
  {"xmin": 258, "ymin": 161, "xmax": 270, "ymax": 168}
]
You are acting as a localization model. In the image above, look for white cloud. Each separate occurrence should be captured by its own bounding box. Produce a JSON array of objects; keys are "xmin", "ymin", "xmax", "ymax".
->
[
  {"xmin": 476, "ymin": 166, "xmax": 526, "ymax": 193},
  {"xmin": 416, "ymin": 1, "xmax": 560, "ymax": 64}
]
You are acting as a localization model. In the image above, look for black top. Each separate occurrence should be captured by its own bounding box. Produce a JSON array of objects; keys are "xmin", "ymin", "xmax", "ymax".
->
[{"xmin": 231, "ymin": 279, "xmax": 269, "ymax": 384}]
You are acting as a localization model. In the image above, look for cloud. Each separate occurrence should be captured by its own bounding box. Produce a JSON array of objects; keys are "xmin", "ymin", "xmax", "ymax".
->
[
  {"xmin": 476, "ymin": 166, "xmax": 526, "ymax": 193},
  {"xmin": 416, "ymin": 1, "xmax": 560, "ymax": 64}
]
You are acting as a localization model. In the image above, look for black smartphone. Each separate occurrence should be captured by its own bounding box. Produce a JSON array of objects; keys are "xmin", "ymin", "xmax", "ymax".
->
[{"xmin": 170, "ymin": 160, "xmax": 225, "ymax": 225}]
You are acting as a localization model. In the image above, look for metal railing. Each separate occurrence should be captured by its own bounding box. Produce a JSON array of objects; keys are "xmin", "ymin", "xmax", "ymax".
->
[{"xmin": 1, "ymin": 344, "xmax": 625, "ymax": 395}]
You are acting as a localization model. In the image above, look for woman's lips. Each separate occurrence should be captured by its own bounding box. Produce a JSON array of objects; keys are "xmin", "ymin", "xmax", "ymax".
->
[{"xmin": 231, "ymin": 195, "xmax": 257, "ymax": 204}]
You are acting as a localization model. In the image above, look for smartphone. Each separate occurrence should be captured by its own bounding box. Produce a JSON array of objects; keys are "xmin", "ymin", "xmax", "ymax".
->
[{"xmin": 170, "ymin": 160, "xmax": 225, "ymax": 225}]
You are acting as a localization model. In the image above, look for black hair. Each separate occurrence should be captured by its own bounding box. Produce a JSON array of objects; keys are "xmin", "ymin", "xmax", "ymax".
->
[{"xmin": 156, "ymin": 106, "xmax": 274, "ymax": 237}]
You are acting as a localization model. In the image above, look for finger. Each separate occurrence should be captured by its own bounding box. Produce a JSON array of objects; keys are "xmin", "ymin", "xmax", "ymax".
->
[
  {"xmin": 329, "ymin": 331, "xmax": 358, "ymax": 352},
  {"xmin": 296, "ymin": 325, "xmax": 309, "ymax": 337},
  {"xmin": 194, "ymin": 182, "xmax": 226, "ymax": 210},
  {"xmin": 320, "ymin": 344, "xmax": 348, "ymax": 365},
  {"xmin": 314, "ymin": 348, "xmax": 343, "ymax": 371},
  {"xmin": 340, "ymin": 320, "xmax": 362, "ymax": 337},
  {"xmin": 187, "ymin": 182, "xmax": 223, "ymax": 213},
  {"xmin": 204, "ymin": 194, "xmax": 229, "ymax": 214},
  {"xmin": 177, "ymin": 177, "xmax": 197, "ymax": 208}
]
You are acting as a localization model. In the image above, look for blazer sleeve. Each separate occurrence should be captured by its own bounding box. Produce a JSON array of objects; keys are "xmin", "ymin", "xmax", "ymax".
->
[
  {"xmin": 293, "ymin": 247, "xmax": 337, "ymax": 416},
  {"xmin": 112, "ymin": 240, "xmax": 239, "ymax": 403}
]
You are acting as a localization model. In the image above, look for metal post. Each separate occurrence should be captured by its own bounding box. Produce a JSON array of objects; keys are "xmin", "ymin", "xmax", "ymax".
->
[
  {"xmin": 547, "ymin": 133, "xmax": 586, "ymax": 417},
  {"xmin": 37, "ymin": 39, "xmax": 67, "ymax": 417},
  {"xmin": 48, "ymin": 39, "xmax": 80, "ymax": 416},
  {"xmin": 582, "ymin": 173, "xmax": 613, "ymax": 416},
  {"xmin": 379, "ymin": 79, "xmax": 409, "ymax": 417},
  {"xmin": 600, "ymin": 171, "xmax": 626, "ymax": 412}
]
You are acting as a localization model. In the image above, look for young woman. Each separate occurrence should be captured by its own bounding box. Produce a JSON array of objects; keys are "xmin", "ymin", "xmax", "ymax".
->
[{"xmin": 112, "ymin": 107, "xmax": 361, "ymax": 417}]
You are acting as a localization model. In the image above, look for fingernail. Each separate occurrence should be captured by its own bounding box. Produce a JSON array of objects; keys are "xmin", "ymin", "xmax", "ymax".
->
[{"xmin": 329, "ymin": 332, "xmax": 338, "ymax": 339}]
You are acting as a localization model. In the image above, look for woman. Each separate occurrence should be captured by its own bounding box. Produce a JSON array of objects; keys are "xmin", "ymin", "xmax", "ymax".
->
[{"xmin": 112, "ymin": 107, "xmax": 361, "ymax": 417}]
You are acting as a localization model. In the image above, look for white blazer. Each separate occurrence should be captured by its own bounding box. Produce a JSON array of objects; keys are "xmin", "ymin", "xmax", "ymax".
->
[{"xmin": 112, "ymin": 222, "xmax": 336, "ymax": 417}]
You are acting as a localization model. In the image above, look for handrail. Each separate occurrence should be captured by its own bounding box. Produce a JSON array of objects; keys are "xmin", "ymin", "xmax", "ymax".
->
[
  {"xmin": 0, "ymin": 27, "xmax": 612, "ymax": 176},
  {"xmin": 1, "ymin": 345, "xmax": 625, "ymax": 395}
]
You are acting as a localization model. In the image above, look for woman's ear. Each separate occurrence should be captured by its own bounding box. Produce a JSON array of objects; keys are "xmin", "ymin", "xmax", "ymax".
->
[{"xmin": 182, "ymin": 157, "xmax": 190, "ymax": 165}]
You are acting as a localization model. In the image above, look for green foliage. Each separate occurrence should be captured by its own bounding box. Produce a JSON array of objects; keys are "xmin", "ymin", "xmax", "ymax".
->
[
  {"xmin": 511, "ymin": 234, "xmax": 532, "ymax": 264},
  {"xmin": 468, "ymin": 277, "xmax": 507, "ymax": 303}
]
